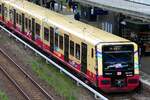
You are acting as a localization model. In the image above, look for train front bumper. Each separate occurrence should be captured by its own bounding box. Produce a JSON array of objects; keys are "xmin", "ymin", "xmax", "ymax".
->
[{"xmin": 98, "ymin": 75, "xmax": 140, "ymax": 93}]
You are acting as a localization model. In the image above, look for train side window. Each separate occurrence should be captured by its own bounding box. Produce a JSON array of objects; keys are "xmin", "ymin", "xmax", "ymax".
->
[
  {"xmin": 0, "ymin": 5, "xmax": 1, "ymax": 14},
  {"xmin": 35, "ymin": 23, "xmax": 40, "ymax": 35},
  {"xmin": 50, "ymin": 27, "xmax": 54, "ymax": 49},
  {"xmin": 9, "ymin": 9, "xmax": 13, "ymax": 21},
  {"xmin": 59, "ymin": 35, "xmax": 63, "ymax": 50},
  {"xmin": 16, "ymin": 13, "xmax": 19, "ymax": 24},
  {"xmin": 70, "ymin": 40, "xmax": 74, "ymax": 56},
  {"xmin": 25, "ymin": 18, "xmax": 28, "ymax": 29},
  {"xmin": 19, "ymin": 14, "xmax": 21, "ymax": 25},
  {"xmin": 55, "ymin": 33, "xmax": 58, "ymax": 47},
  {"xmin": 28, "ymin": 19, "xmax": 31, "ymax": 32},
  {"xmin": 75, "ymin": 43, "xmax": 80, "ymax": 60},
  {"xmin": 4, "ymin": 7, "xmax": 7, "ymax": 17},
  {"xmin": 44, "ymin": 27, "xmax": 49, "ymax": 41},
  {"xmin": 91, "ymin": 48, "xmax": 94, "ymax": 58}
]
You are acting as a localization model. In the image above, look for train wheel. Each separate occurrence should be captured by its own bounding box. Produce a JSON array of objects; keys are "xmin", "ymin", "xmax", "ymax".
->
[{"xmin": 135, "ymin": 81, "xmax": 142, "ymax": 93}]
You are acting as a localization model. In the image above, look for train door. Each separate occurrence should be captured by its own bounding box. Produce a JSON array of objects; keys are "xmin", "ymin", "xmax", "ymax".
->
[
  {"xmin": 13, "ymin": 9, "xmax": 16, "ymax": 28},
  {"xmin": 3, "ymin": 4, "xmax": 9, "ymax": 22},
  {"xmin": 2, "ymin": 3, "xmax": 4, "ymax": 21},
  {"xmin": 8, "ymin": 7, "xmax": 13, "ymax": 24},
  {"xmin": 0, "ymin": 4, "xmax": 2, "ymax": 18},
  {"xmin": 50, "ymin": 27, "xmax": 54, "ymax": 52},
  {"xmin": 31, "ymin": 18, "xmax": 35, "ymax": 41},
  {"xmin": 81, "ymin": 43, "xmax": 87, "ymax": 73},
  {"xmin": 21, "ymin": 13, "xmax": 25, "ymax": 33},
  {"xmin": 64, "ymin": 34, "xmax": 69, "ymax": 62},
  {"xmin": 16, "ymin": 11, "xmax": 22, "ymax": 31}
]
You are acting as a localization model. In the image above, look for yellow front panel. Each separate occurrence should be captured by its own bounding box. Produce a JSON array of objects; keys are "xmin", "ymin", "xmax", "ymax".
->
[{"xmin": 133, "ymin": 43, "xmax": 139, "ymax": 75}]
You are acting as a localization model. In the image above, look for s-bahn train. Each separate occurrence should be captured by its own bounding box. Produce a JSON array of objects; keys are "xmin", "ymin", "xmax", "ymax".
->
[{"xmin": 0, "ymin": 0, "xmax": 140, "ymax": 92}]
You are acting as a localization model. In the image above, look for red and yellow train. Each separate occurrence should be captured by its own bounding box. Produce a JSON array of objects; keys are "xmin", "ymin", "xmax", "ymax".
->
[{"xmin": 0, "ymin": 0, "xmax": 140, "ymax": 92}]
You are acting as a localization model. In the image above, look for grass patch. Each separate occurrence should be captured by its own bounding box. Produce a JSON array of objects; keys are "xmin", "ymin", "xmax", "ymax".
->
[
  {"xmin": 27, "ymin": 57, "xmax": 80, "ymax": 100},
  {"xmin": 0, "ymin": 90, "xmax": 8, "ymax": 100}
]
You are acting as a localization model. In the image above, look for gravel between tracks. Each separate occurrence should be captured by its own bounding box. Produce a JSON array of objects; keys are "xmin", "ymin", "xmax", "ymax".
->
[
  {"xmin": 0, "ymin": 67, "xmax": 26, "ymax": 100},
  {"xmin": 0, "ymin": 51, "xmax": 53, "ymax": 100}
]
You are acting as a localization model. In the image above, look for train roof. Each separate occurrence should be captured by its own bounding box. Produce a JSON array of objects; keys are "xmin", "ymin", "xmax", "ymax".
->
[{"xmin": 4, "ymin": 0, "xmax": 129, "ymax": 45}]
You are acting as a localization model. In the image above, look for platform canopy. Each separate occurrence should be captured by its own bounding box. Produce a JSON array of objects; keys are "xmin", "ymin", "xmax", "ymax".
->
[{"xmin": 74, "ymin": 0, "xmax": 150, "ymax": 21}]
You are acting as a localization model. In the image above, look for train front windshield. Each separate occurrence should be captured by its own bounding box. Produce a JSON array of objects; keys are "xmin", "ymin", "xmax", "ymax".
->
[{"xmin": 102, "ymin": 45, "xmax": 134, "ymax": 77}]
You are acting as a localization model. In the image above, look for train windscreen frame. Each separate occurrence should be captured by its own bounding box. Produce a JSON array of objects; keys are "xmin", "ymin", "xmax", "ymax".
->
[{"xmin": 102, "ymin": 44, "xmax": 134, "ymax": 77}]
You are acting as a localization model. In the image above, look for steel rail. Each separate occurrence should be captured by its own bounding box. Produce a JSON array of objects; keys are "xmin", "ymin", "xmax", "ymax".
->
[
  {"xmin": 0, "ymin": 64, "xmax": 31, "ymax": 100},
  {"xmin": 0, "ymin": 25, "xmax": 108, "ymax": 100}
]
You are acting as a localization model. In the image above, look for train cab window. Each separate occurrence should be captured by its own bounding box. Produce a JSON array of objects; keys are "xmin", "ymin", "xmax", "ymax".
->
[
  {"xmin": 25, "ymin": 18, "xmax": 28, "ymax": 29},
  {"xmin": 55, "ymin": 33, "xmax": 58, "ymax": 47},
  {"xmin": 59, "ymin": 35, "xmax": 63, "ymax": 50},
  {"xmin": 35, "ymin": 23, "xmax": 41, "ymax": 35},
  {"xmin": 75, "ymin": 43, "xmax": 80, "ymax": 60},
  {"xmin": 19, "ymin": 14, "xmax": 21, "ymax": 25},
  {"xmin": 70, "ymin": 40, "xmax": 74, "ymax": 56},
  {"xmin": 44, "ymin": 27, "xmax": 49, "ymax": 41},
  {"xmin": 91, "ymin": 48, "xmax": 94, "ymax": 58}
]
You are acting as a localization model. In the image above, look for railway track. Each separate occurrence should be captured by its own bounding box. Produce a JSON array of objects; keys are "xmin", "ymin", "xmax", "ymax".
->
[
  {"xmin": 0, "ymin": 48, "xmax": 54, "ymax": 100},
  {"xmin": 0, "ymin": 64, "xmax": 29, "ymax": 100}
]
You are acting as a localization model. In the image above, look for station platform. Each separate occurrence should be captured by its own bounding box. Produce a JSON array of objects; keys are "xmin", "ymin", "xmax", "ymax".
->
[{"xmin": 141, "ymin": 57, "xmax": 150, "ymax": 74}]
